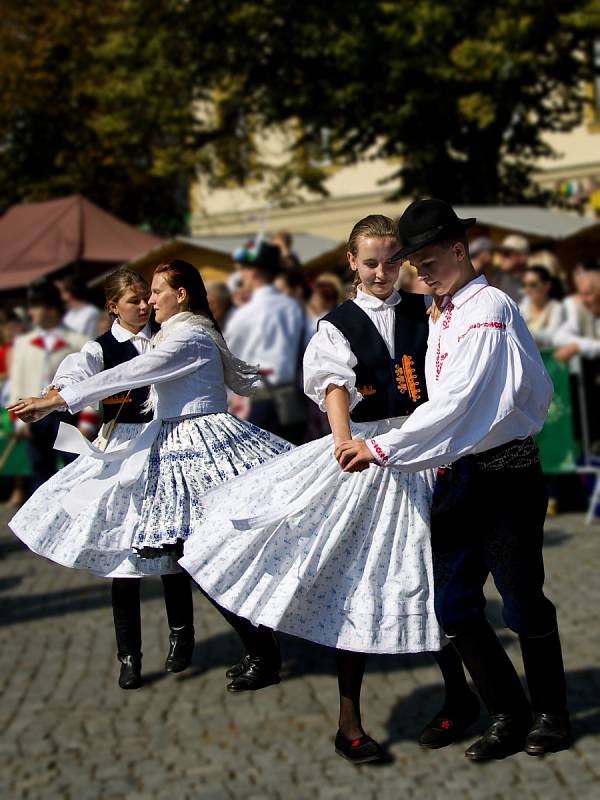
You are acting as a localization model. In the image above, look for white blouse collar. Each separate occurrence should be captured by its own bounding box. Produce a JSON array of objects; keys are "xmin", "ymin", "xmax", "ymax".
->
[
  {"xmin": 111, "ymin": 320, "xmax": 152, "ymax": 342},
  {"xmin": 451, "ymin": 275, "xmax": 489, "ymax": 308},
  {"xmin": 355, "ymin": 288, "xmax": 401, "ymax": 310}
]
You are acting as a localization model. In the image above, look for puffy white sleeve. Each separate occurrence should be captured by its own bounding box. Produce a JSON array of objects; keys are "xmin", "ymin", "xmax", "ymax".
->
[
  {"xmin": 51, "ymin": 341, "xmax": 105, "ymax": 391},
  {"xmin": 367, "ymin": 326, "xmax": 551, "ymax": 470},
  {"xmin": 303, "ymin": 321, "xmax": 362, "ymax": 413},
  {"xmin": 59, "ymin": 330, "xmax": 212, "ymax": 414}
]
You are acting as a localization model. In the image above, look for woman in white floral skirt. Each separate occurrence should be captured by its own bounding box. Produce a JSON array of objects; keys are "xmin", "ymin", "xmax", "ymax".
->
[
  {"xmin": 180, "ymin": 216, "xmax": 480, "ymax": 763},
  {"xmin": 9, "ymin": 260, "xmax": 292, "ymax": 692}
]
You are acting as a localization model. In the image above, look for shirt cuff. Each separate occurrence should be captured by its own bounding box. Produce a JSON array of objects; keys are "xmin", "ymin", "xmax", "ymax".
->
[
  {"xmin": 366, "ymin": 437, "xmax": 390, "ymax": 467},
  {"xmin": 312, "ymin": 380, "xmax": 362, "ymax": 413},
  {"xmin": 58, "ymin": 385, "xmax": 81, "ymax": 414}
]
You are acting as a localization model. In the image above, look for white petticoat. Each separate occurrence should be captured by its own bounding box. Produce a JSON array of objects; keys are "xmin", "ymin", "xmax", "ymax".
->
[
  {"xmin": 180, "ymin": 417, "xmax": 443, "ymax": 655},
  {"xmin": 9, "ymin": 414, "xmax": 291, "ymax": 578}
]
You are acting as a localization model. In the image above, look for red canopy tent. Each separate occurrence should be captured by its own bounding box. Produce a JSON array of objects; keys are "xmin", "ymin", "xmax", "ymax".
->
[{"xmin": 0, "ymin": 195, "xmax": 163, "ymax": 291}]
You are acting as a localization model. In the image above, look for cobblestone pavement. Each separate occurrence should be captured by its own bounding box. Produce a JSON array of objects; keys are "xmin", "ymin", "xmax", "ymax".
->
[{"xmin": 0, "ymin": 507, "xmax": 599, "ymax": 800}]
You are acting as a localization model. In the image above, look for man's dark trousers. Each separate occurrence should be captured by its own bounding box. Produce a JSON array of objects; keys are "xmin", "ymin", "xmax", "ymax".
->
[{"xmin": 430, "ymin": 446, "xmax": 567, "ymax": 718}]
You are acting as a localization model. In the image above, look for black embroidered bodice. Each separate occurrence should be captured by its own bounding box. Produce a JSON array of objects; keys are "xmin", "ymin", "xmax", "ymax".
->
[
  {"xmin": 96, "ymin": 329, "xmax": 153, "ymax": 424},
  {"xmin": 321, "ymin": 292, "xmax": 429, "ymax": 423}
]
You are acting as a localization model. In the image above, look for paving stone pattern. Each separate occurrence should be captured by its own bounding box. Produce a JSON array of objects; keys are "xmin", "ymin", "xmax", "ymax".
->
[{"xmin": 0, "ymin": 509, "xmax": 599, "ymax": 800}]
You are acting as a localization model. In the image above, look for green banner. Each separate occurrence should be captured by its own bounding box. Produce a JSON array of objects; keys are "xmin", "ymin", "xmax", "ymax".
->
[{"xmin": 535, "ymin": 351, "xmax": 578, "ymax": 474}]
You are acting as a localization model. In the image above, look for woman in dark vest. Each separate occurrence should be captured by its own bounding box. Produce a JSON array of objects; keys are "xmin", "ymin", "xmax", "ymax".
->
[
  {"xmin": 181, "ymin": 216, "xmax": 479, "ymax": 763},
  {"xmin": 14, "ymin": 269, "xmax": 195, "ymax": 689}
]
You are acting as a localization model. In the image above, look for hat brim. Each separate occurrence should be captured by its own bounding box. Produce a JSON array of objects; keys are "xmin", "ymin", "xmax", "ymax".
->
[{"xmin": 390, "ymin": 217, "xmax": 476, "ymax": 262}]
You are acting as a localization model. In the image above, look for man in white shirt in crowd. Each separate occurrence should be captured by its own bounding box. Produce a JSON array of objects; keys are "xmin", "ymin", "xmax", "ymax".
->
[
  {"xmin": 553, "ymin": 270, "xmax": 600, "ymax": 362},
  {"xmin": 491, "ymin": 233, "xmax": 529, "ymax": 303},
  {"xmin": 57, "ymin": 276, "xmax": 102, "ymax": 339},
  {"xmin": 225, "ymin": 241, "xmax": 307, "ymax": 443},
  {"xmin": 336, "ymin": 200, "xmax": 570, "ymax": 762},
  {"xmin": 10, "ymin": 281, "xmax": 87, "ymax": 492}
]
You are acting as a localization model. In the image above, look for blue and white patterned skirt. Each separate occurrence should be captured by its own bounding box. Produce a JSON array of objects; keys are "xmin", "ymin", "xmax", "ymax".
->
[
  {"xmin": 180, "ymin": 418, "xmax": 443, "ymax": 655},
  {"xmin": 9, "ymin": 414, "xmax": 291, "ymax": 578}
]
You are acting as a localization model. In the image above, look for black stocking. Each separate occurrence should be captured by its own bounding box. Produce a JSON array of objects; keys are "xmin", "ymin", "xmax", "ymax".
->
[
  {"xmin": 336, "ymin": 649, "xmax": 368, "ymax": 739},
  {"xmin": 433, "ymin": 642, "xmax": 474, "ymax": 710},
  {"xmin": 112, "ymin": 578, "xmax": 142, "ymax": 658},
  {"xmin": 161, "ymin": 572, "xmax": 194, "ymax": 632},
  {"xmin": 196, "ymin": 584, "xmax": 279, "ymax": 662}
]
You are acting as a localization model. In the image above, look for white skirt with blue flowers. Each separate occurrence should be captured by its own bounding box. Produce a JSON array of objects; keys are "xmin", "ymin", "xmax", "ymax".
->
[
  {"xmin": 10, "ymin": 414, "xmax": 291, "ymax": 578},
  {"xmin": 180, "ymin": 417, "xmax": 443, "ymax": 655}
]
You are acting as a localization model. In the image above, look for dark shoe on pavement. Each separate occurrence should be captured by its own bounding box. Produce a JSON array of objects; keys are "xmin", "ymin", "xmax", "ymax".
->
[
  {"xmin": 225, "ymin": 654, "xmax": 251, "ymax": 679},
  {"xmin": 226, "ymin": 656, "xmax": 280, "ymax": 692},
  {"xmin": 118, "ymin": 654, "xmax": 142, "ymax": 690},
  {"xmin": 465, "ymin": 713, "xmax": 532, "ymax": 761},
  {"xmin": 165, "ymin": 627, "xmax": 195, "ymax": 673},
  {"xmin": 334, "ymin": 730, "xmax": 385, "ymax": 764},
  {"xmin": 419, "ymin": 693, "xmax": 481, "ymax": 748},
  {"xmin": 525, "ymin": 713, "xmax": 571, "ymax": 756}
]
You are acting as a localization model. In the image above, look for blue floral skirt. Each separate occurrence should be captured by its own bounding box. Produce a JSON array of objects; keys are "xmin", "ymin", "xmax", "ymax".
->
[{"xmin": 10, "ymin": 414, "xmax": 291, "ymax": 577}]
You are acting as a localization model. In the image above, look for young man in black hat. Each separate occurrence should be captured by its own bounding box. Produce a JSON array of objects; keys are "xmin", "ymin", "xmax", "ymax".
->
[{"xmin": 335, "ymin": 199, "xmax": 570, "ymax": 761}]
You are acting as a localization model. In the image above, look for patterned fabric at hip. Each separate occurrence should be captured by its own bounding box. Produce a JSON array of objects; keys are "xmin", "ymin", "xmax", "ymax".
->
[{"xmin": 474, "ymin": 437, "xmax": 539, "ymax": 472}]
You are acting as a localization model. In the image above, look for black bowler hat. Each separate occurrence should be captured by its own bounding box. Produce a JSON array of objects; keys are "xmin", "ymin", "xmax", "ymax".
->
[{"xmin": 391, "ymin": 199, "xmax": 476, "ymax": 261}]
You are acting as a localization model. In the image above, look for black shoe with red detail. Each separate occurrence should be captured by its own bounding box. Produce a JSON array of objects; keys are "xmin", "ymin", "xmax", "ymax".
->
[
  {"xmin": 334, "ymin": 730, "xmax": 385, "ymax": 764},
  {"xmin": 418, "ymin": 693, "xmax": 480, "ymax": 749}
]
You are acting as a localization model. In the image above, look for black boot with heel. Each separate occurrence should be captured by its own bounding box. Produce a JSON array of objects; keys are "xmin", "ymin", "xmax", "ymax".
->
[
  {"xmin": 112, "ymin": 578, "xmax": 143, "ymax": 690},
  {"xmin": 520, "ymin": 629, "xmax": 570, "ymax": 755},
  {"xmin": 162, "ymin": 572, "xmax": 195, "ymax": 673},
  {"xmin": 450, "ymin": 617, "xmax": 532, "ymax": 760}
]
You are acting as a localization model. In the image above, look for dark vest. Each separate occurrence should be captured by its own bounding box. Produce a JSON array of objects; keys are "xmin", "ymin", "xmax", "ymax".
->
[
  {"xmin": 322, "ymin": 292, "xmax": 429, "ymax": 423},
  {"xmin": 96, "ymin": 329, "xmax": 153, "ymax": 424}
]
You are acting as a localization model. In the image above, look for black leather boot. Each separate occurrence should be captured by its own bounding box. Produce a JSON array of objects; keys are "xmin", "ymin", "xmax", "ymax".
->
[
  {"xmin": 519, "ymin": 629, "xmax": 570, "ymax": 755},
  {"xmin": 450, "ymin": 617, "xmax": 532, "ymax": 760},
  {"xmin": 112, "ymin": 578, "xmax": 143, "ymax": 690},
  {"xmin": 161, "ymin": 573, "xmax": 195, "ymax": 673},
  {"xmin": 464, "ymin": 713, "xmax": 531, "ymax": 761},
  {"xmin": 195, "ymin": 585, "xmax": 282, "ymax": 690},
  {"xmin": 227, "ymin": 630, "xmax": 281, "ymax": 692},
  {"xmin": 165, "ymin": 626, "xmax": 195, "ymax": 673},
  {"xmin": 525, "ymin": 713, "xmax": 571, "ymax": 755},
  {"xmin": 118, "ymin": 654, "xmax": 143, "ymax": 689},
  {"xmin": 226, "ymin": 654, "xmax": 251, "ymax": 679}
]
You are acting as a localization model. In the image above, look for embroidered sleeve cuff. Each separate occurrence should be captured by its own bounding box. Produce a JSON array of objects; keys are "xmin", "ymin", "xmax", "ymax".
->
[{"xmin": 366, "ymin": 437, "xmax": 389, "ymax": 467}]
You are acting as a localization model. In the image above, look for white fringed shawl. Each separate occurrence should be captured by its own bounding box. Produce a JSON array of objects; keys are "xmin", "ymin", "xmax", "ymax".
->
[{"xmin": 143, "ymin": 312, "xmax": 262, "ymax": 414}]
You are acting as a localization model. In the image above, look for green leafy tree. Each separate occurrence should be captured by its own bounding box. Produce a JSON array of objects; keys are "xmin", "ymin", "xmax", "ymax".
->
[
  {"xmin": 214, "ymin": 0, "xmax": 600, "ymax": 204},
  {"xmin": 1, "ymin": 0, "xmax": 599, "ymax": 229},
  {"xmin": 0, "ymin": 0, "xmax": 238, "ymax": 233}
]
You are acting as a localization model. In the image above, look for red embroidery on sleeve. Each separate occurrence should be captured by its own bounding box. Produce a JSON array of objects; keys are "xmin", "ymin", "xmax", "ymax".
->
[
  {"xmin": 457, "ymin": 321, "xmax": 506, "ymax": 342},
  {"xmin": 369, "ymin": 438, "xmax": 389, "ymax": 464}
]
